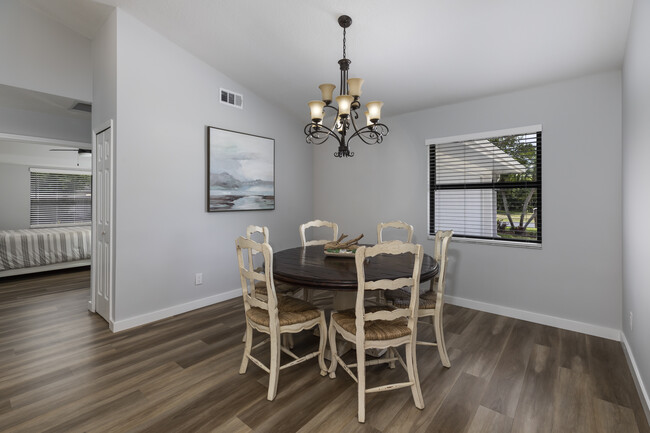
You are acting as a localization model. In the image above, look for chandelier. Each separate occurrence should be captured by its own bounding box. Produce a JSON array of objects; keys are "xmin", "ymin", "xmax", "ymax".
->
[{"xmin": 305, "ymin": 15, "xmax": 389, "ymax": 158}]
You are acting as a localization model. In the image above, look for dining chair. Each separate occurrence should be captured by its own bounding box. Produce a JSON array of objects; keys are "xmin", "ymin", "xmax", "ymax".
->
[
  {"xmin": 236, "ymin": 236, "xmax": 328, "ymax": 401},
  {"xmin": 377, "ymin": 220, "xmax": 414, "ymax": 243},
  {"xmin": 385, "ymin": 230, "xmax": 453, "ymax": 367},
  {"xmin": 299, "ymin": 219, "xmax": 339, "ymax": 246},
  {"xmin": 299, "ymin": 219, "xmax": 339, "ymax": 303},
  {"xmin": 243, "ymin": 225, "xmax": 301, "ymax": 348},
  {"xmin": 327, "ymin": 240, "xmax": 425, "ymax": 423},
  {"xmin": 375, "ymin": 220, "xmax": 414, "ymax": 304}
]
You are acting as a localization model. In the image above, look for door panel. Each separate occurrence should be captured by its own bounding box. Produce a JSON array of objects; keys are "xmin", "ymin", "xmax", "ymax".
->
[{"xmin": 93, "ymin": 125, "xmax": 113, "ymax": 323}]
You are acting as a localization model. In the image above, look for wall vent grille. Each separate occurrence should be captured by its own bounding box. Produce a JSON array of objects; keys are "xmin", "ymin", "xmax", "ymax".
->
[
  {"xmin": 71, "ymin": 102, "xmax": 92, "ymax": 113},
  {"xmin": 220, "ymin": 88, "xmax": 243, "ymax": 109}
]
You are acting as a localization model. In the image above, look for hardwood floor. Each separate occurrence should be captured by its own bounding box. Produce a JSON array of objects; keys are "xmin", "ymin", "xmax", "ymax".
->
[{"xmin": 0, "ymin": 269, "xmax": 648, "ymax": 432}]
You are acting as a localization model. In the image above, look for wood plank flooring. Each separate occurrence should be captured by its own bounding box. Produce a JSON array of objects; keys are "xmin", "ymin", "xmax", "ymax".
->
[{"xmin": 0, "ymin": 269, "xmax": 648, "ymax": 432}]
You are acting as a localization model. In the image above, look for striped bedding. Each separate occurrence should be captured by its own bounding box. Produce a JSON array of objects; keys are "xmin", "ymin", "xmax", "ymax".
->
[{"xmin": 0, "ymin": 226, "xmax": 91, "ymax": 272}]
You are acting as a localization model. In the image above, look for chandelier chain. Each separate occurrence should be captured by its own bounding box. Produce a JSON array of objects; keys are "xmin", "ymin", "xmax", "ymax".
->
[{"xmin": 342, "ymin": 27, "xmax": 347, "ymax": 59}]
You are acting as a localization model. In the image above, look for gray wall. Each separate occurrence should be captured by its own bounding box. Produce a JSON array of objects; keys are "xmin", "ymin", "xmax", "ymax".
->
[
  {"xmin": 0, "ymin": 0, "xmax": 92, "ymax": 102},
  {"xmin": 313, "ymin": 71, "xmax": 622, "ymax": 336},
  {"xmin": 92, "ymin": 9, "xmax": 117, "ymax": 133},
  {"xmin": 0, "ymin": 163, "xmax": 29, "ymax": 229},
  {"xmin": 622, "ymin": 0, "xmax": 650, "ymax": 411},
  {"xmin": 108, "ymin": 10, "xmax": 313, "ymax": 323},
  {"xmin": 0, "ymin": 106, "xmax": 90, "ymax": 143}
]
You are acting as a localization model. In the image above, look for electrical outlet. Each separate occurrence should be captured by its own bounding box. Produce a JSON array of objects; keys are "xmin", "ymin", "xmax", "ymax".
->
[
  {"xmin": 629, "ymin": 311, "xmax": 633, "ymax": 331},
  {"xmin": 195, "ymin": 273, "xmax": 203, "ymax": 285}
]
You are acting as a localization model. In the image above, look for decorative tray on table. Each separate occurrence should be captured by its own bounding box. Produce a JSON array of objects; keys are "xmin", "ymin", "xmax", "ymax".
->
[
  {"xmin": 323, "ymin": 248, "xmax": 357, "ymax": 257},
  {"xmin": 323, "ymin": 234, "xmax": 363, "ymax": 258}
]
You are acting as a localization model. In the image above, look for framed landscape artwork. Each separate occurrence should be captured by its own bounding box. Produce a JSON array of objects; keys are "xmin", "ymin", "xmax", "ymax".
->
[{"xmin": 207, "ymin": 126, "xmax": 275, "ymax": 212}]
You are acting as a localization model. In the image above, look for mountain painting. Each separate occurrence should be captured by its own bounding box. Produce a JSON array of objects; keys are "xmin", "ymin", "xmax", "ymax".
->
[{"xmin": 208, "ymin": 127, "xmax": 275, "ymax": 211}]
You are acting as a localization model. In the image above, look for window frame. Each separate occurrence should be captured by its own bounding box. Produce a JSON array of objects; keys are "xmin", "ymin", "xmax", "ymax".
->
[
  {"xmin": 29, "ymin": 168, "xmax": 92, "ymax": 228},
  {"xmin": 426, "ymin": 125, "xmax": 542, "ymax": 247}
]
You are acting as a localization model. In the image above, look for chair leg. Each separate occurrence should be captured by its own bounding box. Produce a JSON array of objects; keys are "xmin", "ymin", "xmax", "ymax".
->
[
  {"xmin": 387, "ymin": 347, "xmax": 396, "ymax": 369},
  {"xmin": 317, "ymin": 312, "xmax": 328, "ymax": 376},
  {"xmin": 356, "ymin": 343, "xmax": 367, "ymax": 423},
  {"xmin": 267, "ymin": 328, "xmax": 281, "ymax": 401},
  {"xmin": 406, "ymin": 341, "xmax": 424, "ymax": 410},
  {"xmin": 239, "ymin": 322, "xmax": 253, "ymax": 374},
  {"xmin": 281, "ymin": 333, "xmax": 294, "ymax": 349},
  {"xmin": 433, "ymin": 311, "xmax": 451, "ymax": 368},
  {"xmin": 327, "ymin": 314, "xmax": 339, "ymax": 379}
]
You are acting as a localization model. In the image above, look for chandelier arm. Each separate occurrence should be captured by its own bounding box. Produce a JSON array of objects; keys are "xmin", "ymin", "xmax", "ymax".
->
[
  {"xmin": 304, "ymin": 122, "xmax": 340, "ymax": 145},
  {"xmin": 346, "ymin": 123, "xmax": 390, "ymax": 146},
  {"xmin": 349, "ymin": 110, "xmax": 361, "ymax": 133}
]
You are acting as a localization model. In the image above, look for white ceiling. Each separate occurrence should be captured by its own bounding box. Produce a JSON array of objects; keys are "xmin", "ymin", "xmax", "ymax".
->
[
  {"xmin": 28, "ymin": 0, "xmax": 635, "ymax": 120},
  {"xmin": 22, "ymin": 0, "xmax": 113, "ymax": 39}
]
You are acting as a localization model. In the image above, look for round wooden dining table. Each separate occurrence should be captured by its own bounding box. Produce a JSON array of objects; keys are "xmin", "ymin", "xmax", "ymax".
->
[{"xmin": 273, "ymin": 245, "xmax": 439, "ymax": 310}]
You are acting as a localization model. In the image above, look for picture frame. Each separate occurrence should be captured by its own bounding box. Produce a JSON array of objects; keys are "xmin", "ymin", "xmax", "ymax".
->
[{"xmin": 207, "ymin": 126, "xmax": 275, "ymax": 212}]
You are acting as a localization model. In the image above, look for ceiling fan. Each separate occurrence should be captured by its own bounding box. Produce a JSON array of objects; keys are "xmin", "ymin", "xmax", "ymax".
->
[{"xmin": 49, "ymin": 148, "xmax": 92, "ymax": 154}]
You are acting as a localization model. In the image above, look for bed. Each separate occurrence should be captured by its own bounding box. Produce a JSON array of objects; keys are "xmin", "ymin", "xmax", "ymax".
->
[{"xmin": 0, "ymin": 226, "xmax": 91, "ymax": 277}]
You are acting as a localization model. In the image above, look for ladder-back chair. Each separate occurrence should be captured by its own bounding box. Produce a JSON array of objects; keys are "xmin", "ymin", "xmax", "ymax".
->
[
  {"xmin": 327, "ymin": 240, "xmax": 425, "ymax": 423},
  {"xmin": 236, "ymin": 236, "xmax": 328, "ymax": 401}
]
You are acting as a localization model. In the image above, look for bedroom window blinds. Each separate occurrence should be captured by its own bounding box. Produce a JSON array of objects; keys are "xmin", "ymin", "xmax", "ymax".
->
[
  {"xmin": 30, "ymin": 169, "xmax": 92, "ymax": 227},
  {"xmin": 428, "ymin": 127, "xmax": 542, "ymax": 244}
]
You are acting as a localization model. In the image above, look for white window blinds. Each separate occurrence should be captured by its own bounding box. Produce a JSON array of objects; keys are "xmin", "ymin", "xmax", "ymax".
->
[
  {"xmin": 30, "ymin": 168, "xmax": 92, "ymax": 227},
  {"xmin": 429, "ymin": 129, "xmax": 542, "ymax": 244}
]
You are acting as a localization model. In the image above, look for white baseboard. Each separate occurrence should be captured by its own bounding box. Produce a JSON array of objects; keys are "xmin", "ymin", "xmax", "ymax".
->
[
  {"xmin": 621, "ymin": 332, "xmax": 650, "ymax": 423},
  {"xmin": 110, "ymin": 288, "xmax": 241, "ymax": 332},
  {"xmin": 445, "ymin": 295, "xmax": 621, "ymax": 341}
]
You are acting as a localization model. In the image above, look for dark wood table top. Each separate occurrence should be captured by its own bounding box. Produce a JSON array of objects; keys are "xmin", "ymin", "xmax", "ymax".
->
[{"xmin": 273, "ymin": 245, "xmax": 438, "ymax": 290}]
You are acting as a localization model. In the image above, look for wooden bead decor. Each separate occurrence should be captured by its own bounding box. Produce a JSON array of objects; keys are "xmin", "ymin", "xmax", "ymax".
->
[{"xmin": 324, "ymin": 233, "xmax": 364, "ymax": 251}]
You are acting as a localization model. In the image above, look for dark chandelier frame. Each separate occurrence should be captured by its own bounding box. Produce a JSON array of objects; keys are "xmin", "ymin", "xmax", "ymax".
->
[{"xmin": 304, "ymin": 15, "xmax": 389, "ymax": 158}]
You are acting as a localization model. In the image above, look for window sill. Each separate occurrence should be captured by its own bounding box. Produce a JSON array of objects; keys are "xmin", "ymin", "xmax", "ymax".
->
[{"xmin": 428, "ymin": 236, "xmax": 542, "ymax": 249}]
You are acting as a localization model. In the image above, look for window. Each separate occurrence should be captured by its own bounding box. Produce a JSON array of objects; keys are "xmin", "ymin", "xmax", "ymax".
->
[
  {"xmin": 428, "ymin": 126, "xmax": 542, "ymax": 244},
  {"xmin": 30, "ymin": 168, "xmax": 92, "ymax": 227}
]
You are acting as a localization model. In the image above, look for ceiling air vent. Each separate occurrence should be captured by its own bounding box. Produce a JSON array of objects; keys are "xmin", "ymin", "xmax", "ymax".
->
[
  {"xmin": 220, "ymin": 88, "xmax": 243, "ymax": 109},
  {"xmin": 71, "ymin": 102, "xmax": 92, "ymax": 113}
]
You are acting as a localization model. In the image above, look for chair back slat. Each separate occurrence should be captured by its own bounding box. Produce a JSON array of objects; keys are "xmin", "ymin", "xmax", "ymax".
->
[
  {"xmin": 363, "ymin": 240, "xmax": 420, "ymax": 258},
  {"xmin": 240, "ymin": 268, "xmax": 266, "ymax": 283},
  {"xmin": 365, "ymin": 277, "xmax": 413, "ymax": 292},
  {"xmin": 364, "ymin": 308, "xmax": 409, "ymax": 322},
  {"xmin": 300, "ymin": 219, "xmax": 339, "ymax": 247},
  {"xmin": 377, "ymin": 220, "xmax": 414, "ymax": 244},
  {"xmin": 248, "ymin": 295, "xmax": 268, "ymax": 310}
]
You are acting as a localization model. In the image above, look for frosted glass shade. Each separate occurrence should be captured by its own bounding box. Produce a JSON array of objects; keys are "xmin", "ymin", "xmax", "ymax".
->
[
  {"xmin": 336, "ymin": 95, "xmax": 354, "ymax": 116},
  {"xmin": 365, "ymin": 111, "xmax": 372, "ymax": 126},
  {"xmin": 308, "ymin": 100, "xmax": 326, "ymax": 122},
  {"xmin": 319, "ymin": 83, "xmax": 336, "ymax": 103},
  {"xmin": 347, "ymin": 78, "xmax": 364, "ymax": 97},
  {"xmin": 366, "ymin": 101, "xmax": 384, "ymax": 122}
]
